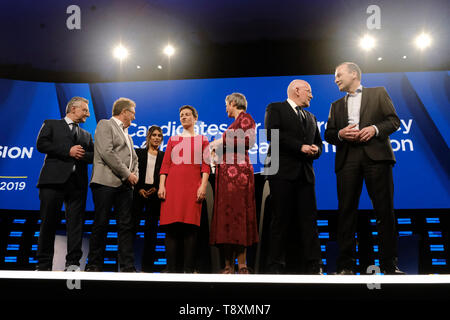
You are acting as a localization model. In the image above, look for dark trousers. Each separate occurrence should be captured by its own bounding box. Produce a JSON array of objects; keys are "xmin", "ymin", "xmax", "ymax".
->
[
  {"xmin": 336, "ymin": 145, "xmax": 397, "ymax": 272},
  {"xmin": 37, "ymin": 173, "xmax": 86, "ymax": 270},
  {"xmin": 132, "ymin": 184, "xmax": 161, "ymax": 272},
  {"xmin": 266, "ymin": 177, "xmax": 321, "ymax": 274},
  {"xmin": 87, "ymin": 183, "xmax": 134, "ymax": 271}
]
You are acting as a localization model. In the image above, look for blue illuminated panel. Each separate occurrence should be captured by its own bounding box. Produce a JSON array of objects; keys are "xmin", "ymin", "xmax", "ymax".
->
[
  {"xmin": 430, "ymin": 245, "xmax": 445, "ymax": 252},
  {"xmin": 432, "ymin": 259, "xmax": 447, "ymax": 266},
  {"xmin": 428, "ymin": 231, "xmax": 442, "ymax": 238}
]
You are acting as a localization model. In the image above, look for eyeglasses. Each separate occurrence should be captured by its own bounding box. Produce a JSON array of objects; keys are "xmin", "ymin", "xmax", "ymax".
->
[{"xmin": 126, "ymin": 109, "xmax": 136, "ymax": 115}]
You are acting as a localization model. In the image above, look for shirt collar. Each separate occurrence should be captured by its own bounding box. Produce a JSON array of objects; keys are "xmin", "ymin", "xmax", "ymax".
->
[
  {"xmin": 347, "ymin": 85, "xmax": 363, "ymax": 97},
  {"xmin": 112, "ymin": 116, "xmax": 124, "ymax": 128},
  {"xmin": 287, "ymin": 98, "xmax": 299, "ymax": 110},
  {"xmin": 112, "ymin": 116, "xmax": 129, "ymax": 134},
  {"xmin": 64, "ymin": 116, "xmax": 75, "ymax": 125}
]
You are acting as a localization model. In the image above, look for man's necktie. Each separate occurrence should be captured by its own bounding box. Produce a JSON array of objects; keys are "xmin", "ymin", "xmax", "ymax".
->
[
  {"xmin": 71, "ymin": 123, "xmax": 79, "ymax": 142},
  {"xmin": 295, "ymin": 106, "xmax": 306, "ymax": 127}
]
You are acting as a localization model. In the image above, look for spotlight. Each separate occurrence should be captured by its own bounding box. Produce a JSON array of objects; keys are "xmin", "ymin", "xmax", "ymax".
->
[
  {"xmin": 136, "ymin": 65, "xmax": 141, "ymax": 69},
  {"xmin": 414, "ymin": 33, "xmax": 432, "ymax": 50},
  {"xmin": 402, "ymin": 55, "xmax": 407, "ymax": 59},
  {"xmin": 113, "ymin": 45, "xmax": 129, "ymax": 60},
  {"xmin": 157, "ymin": 65, "xmax": 163, "ymax": 69},
  {"xmin": 377, "ymin": 57, "xmax": 383, "ymax": 61},
  {"xmin": 359, "ymin": 35, "xmax": 376, "ymax": 51},
  {"xmin": 163, "ymin": 44, "xmax": 175, "ymax": 57}
]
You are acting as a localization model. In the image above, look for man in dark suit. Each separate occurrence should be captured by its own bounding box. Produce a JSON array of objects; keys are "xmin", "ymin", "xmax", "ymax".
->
[
  {"xmin": 133, "ymin": 125, "xmax": 164, "ymax": 272},
  {"xmin": 325, "ymin": 62, "xmax": 403, "ymax": 275},
  {"xmin": 87, "ymin": 97, "xmax": 139, "ymax": 272},
  {"xmin": 264, "ymin": 79, "xmax": 323, "ymax": 274},
  {"xmin": 36, "ymin": 96, "xmax": 94, "ymax": 271}
]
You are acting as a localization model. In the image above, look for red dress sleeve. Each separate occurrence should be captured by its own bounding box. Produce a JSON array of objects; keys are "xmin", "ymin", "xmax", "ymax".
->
[
  {"xmin": 160, "ymin": 137, "xmax": 173, "ymax": 175},
  {"xmin": 201, "ymin": 135, "xmax": 211, "ymax": 174},
  {"xmin": 222, "ymin": 113, "xmax": 256, "ymax": 151}
]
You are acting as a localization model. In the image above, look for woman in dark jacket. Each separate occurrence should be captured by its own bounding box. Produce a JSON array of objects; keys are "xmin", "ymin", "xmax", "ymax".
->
[{"xmin": 133, "ymin": 125, "xmax": 164, "ymax": 272}]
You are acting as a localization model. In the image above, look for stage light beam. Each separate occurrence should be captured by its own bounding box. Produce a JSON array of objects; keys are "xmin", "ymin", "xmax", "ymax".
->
[
  {"xmin": 414, "ymin": 33, "xmax": 432, "ymax": 50},
  {"xmin": 163, "ymin": 45, "xmax": 175, "ymax": 57},
  {"xmin": 113, "ymin": 45, "xmax": 129, "ymax": 61},
  {"xmin": 359, "ymin": 35, "xmax": 376, "ymax": 51}
]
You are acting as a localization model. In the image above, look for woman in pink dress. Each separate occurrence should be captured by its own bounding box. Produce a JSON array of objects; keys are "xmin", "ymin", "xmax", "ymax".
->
[
  {"xmin": 158, "ymin": 105, "xmax": 210, "ymax": 273},
  {"xmin": 210, "ymin": 93, "xmax": 259, "ymax": 274}
]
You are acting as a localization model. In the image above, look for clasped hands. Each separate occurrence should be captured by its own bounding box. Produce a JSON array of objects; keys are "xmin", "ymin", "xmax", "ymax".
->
[
  {"xmin": 139, "ymin": 187, "xmax": 157, "ymax": 199},
  {"xmin": 338, "ymin": 124, "xmax": 376, "ymax": 143},
  {"xmin": 301, "ymin": 144, "xmax": 319, "ymax": 156},
  {"xmin": 69, "ymin": 145, "xmax": 85, "ymax": 160}
]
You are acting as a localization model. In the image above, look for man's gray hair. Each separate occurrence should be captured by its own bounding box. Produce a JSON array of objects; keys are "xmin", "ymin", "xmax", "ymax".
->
[
  {"xmin": 65, "ymin": 97, "xmax": 89, "ymax": 114},
  {"xmin": 337, "ymin": 62, "xmax": 362, "ymax": 81},
  {"xmin": 225, "ymin": 92, "xmax": 248, "ymax": 111},
  {"xmin": 112, "ymin": 97, "xmax": 136, "ymax": 116}
]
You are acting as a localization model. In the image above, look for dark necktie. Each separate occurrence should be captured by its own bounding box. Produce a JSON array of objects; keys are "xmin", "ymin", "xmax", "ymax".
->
[
  {"xmin": 71, "ymin": 123, "xmax": 79, "ymax": 142},
  {"xmin": 295, "ymin": 106, "xmax": 306, "ymax": 126}
]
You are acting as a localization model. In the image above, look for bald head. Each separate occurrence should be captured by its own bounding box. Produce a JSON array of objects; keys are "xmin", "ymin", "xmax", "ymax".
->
[{"xmin": 287, "ymin": 80, "xmax": 313, "ymax": 108}]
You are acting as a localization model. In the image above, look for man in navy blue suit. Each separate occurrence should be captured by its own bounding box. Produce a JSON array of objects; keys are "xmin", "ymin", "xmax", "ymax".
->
[
  {"xmin": 36, "ymin": 97, "xmax": 94, "ymax": 271},
  {"xmin": 264, "ymin": 80, "xmax": 323, "ymax": 274}
]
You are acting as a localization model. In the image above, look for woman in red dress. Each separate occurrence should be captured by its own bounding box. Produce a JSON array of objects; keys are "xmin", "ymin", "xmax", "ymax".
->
[
  {"xmin": 210, "ymin": 93, "xmax": 259, "ymax": 274},
  {"xmin": 158, "ymin": 105, "xmax": 210, "ymax": 273}
]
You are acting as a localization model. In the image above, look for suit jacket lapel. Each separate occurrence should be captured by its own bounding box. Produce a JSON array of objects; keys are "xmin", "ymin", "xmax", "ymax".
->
[
  {"xmin": 303, "ymin": 111, "xmax": 311, "ymax": 135},
  {"xmin": 359, "ymin": 87, "xmax": 369, "ymax": 124},
  {"xmin": 341, "ymin": 96, "xmax": 349, "ymax": 127},
  {"xmin": 110, "ymin": 118, "xmax": 132, "ymax": 162},
  {"xmin": 284, "ymin": 100, "xmax": 305, "ymax": 135},
  {"xmin": 60, "ymin": 119, "xmax": 73, "ymax": 139}
]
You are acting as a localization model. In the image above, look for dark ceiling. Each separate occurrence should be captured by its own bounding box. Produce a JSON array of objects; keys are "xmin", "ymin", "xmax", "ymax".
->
[{"xmin": 0, "ymin": 0, "xmax": 449, "ymax": 82}]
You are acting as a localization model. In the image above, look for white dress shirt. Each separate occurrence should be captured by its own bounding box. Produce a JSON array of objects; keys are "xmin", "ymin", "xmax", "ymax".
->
[
  {"xmin": 144, "ymin": 152, "xmax": 157, "ymax": 185},
  {"xmin": 64, "ymin": 116, "xmax": 77, "ymax": 172},
  {"xmin": 338, "ymin": 85, "xmax": 379, "ymax": 140},
  {"xmin": 346, "ymin": 85, "xmax": 363, "ymax": 130},
  {"xmin": 287, "ymin": 98, "xmax": 306, "ymax": 119},
  {"xmin": 112, "ymin": 117, "xmax": 133, "ymax": 169}
]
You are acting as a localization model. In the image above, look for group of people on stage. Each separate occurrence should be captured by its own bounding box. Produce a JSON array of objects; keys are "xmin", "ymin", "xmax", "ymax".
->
[{"xmin": 35, "ymin": 61, "xmax": 404, "ymax": 275}]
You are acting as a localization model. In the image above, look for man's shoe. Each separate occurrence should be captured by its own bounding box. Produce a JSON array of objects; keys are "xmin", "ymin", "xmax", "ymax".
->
[
  {"xmin": 64, "ymin": 265, "xmax": 80, "ymax": 272},
  {"xmin": 85, "ymin": 265, "xmax": 102, "ymax": 272},
  {"xmin": 36, "ymin": 266, "xmax": 52, "ymax": 271},
  {"xmin": 336, "ymin": 269, "xmax": 355, "ymax": 275},
  {"xmin": 120, "ymin": 266, "xmax": 137, "ymax": 273},
  {"xmin": 382, "ymin": 266, "xmax": 406, "ymax": 275},
  {"xmin": 306, "ymin": 263, "xmax": 324, "ymax": 275}
]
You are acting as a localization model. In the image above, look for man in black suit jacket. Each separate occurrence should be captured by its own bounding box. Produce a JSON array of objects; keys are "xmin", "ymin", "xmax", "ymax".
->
[
  {"xmin": 264, "ymin": 80, "xmax": 323, "ymax": 274},
  {"xmin": 133, "ymin": 126, "xmax": 164, "ymax": 272},
  {"xmin": 36, "ymin": 97, "xmax": 94, "ymax": 270},
  {"xmin": 325, "ymin": 62, "xmax": 403, "ymax": 275}
]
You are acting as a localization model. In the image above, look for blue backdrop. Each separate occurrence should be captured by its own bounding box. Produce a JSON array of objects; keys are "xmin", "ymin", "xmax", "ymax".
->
[{"xmin": 0, "ymin": 71, "xmax": 449, "ymax": 211}]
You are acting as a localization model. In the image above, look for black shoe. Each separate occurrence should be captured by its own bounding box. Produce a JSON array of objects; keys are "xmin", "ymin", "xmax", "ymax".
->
[
  {"xmin": 36, "ymin": 266, "xmax": 52, "ymax": 271},
  {"xmin": 64, "ymin": 265, "xmax": 80, "ymax": 272},
  {"xmin": 267, "ymin": 264, "xmax": 284, "ymax": 274},
  {"xmin": 382, "ymin": 266, "xmax": 406, "ymax": 275},
  {"xmin": 120, "ymin": 266, "xmax": 137, "ymax": 273},
  {"xmin": 336, "ymin": 269, "xmax": 355, "ymax": 275},
  {"xmin": 306, "ymin": 262, "xmax": 324, "ymax": 275},
  {"xmin": 85, "ymin": 265, "xmax": 102, "ymax": 272}
]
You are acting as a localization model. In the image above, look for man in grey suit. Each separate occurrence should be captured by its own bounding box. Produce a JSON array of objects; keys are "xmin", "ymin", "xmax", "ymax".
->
[{"xmin": 86, "ymin": 97, "xmax": 139, "ymax": 272}]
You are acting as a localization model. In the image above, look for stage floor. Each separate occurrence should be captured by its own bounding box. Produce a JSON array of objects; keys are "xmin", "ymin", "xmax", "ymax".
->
[
  {"xmin": 1, "ymin": 270, "xmax": 450, "ymax": 284},
  {"xmin": 1, "ymin": 271, "xmax": 449, "ymax": 310}
]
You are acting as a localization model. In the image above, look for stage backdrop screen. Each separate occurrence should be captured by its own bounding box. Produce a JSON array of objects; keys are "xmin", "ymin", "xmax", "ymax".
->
[{"xmin": 0, "ymin": 71, "xmax": 448, "ymax": 211}]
